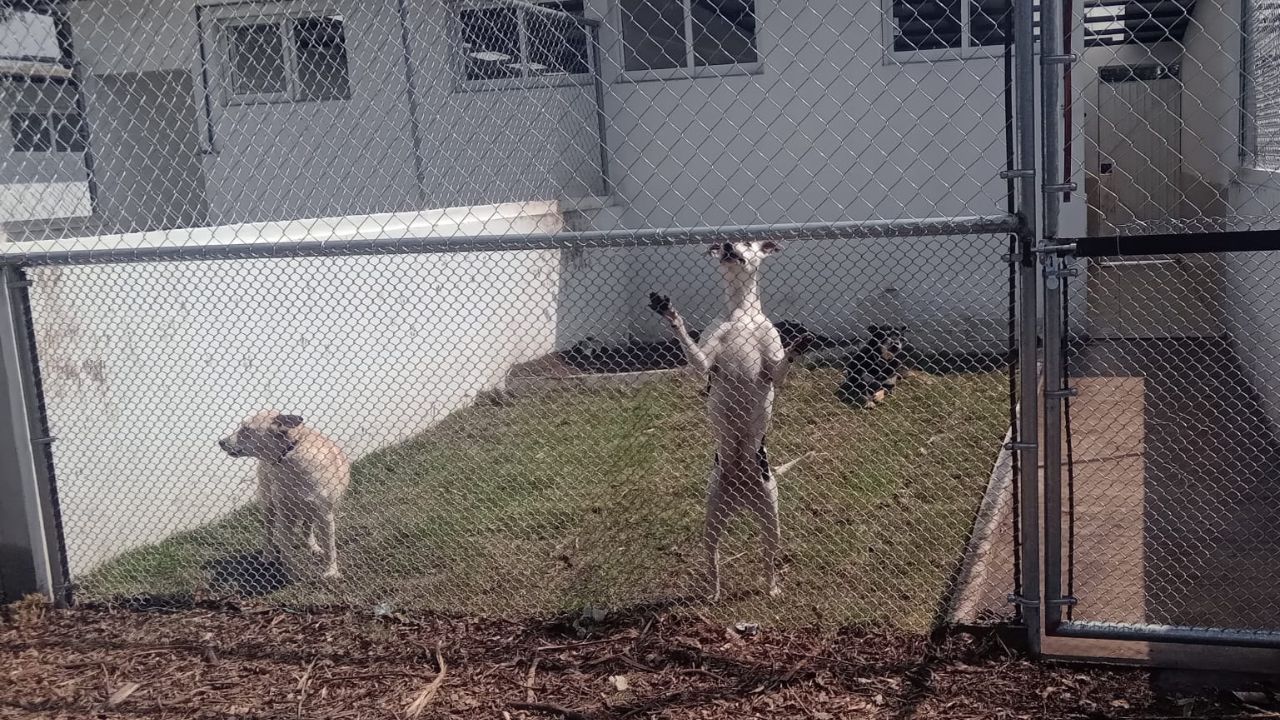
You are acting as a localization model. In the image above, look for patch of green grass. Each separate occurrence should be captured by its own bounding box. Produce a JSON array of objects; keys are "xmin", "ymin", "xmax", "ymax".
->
[{"xmin": 82, "ymin": 369, "xmax": 1008, "ymax": 630}]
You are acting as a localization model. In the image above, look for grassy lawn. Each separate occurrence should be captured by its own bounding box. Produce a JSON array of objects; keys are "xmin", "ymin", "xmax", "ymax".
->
[{"xmin": 81, "ymin": 367, "xmax": 1008, "ymax": 631}]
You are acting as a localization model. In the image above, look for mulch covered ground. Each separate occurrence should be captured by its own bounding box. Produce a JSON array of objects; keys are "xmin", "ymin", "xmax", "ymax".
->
[{"xmin": 0, "ymin": 597, "xmax": 1268, "ymax": 719}]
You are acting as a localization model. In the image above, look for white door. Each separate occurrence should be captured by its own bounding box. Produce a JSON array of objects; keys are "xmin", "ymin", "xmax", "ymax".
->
[{"xmin": 1086, "ymin": 65, "xmax": 1222, "ymax": 340}]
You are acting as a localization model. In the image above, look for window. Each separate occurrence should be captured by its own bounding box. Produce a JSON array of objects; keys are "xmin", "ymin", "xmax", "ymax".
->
[
  {"xmin": 220, "ymin": 13, "xmax": 350, "ymax": 104},
  {"xmin": 619, "ymin": 0, "xmax": 757, "ymax": 73},
  {"xmin": 9, "ymin": 111, "xmax": 85, "ymax": 152},
  {"xmin": 889, "ymin": 0, "xmax": 1033, "ymax": 58},
  {"xmin": 1244, "ymin": 0, "xmax": 1280, "ymax": 170},
  {"xmin": 455, "ymin": 1, "xmax": 590, "ymax": 84}
]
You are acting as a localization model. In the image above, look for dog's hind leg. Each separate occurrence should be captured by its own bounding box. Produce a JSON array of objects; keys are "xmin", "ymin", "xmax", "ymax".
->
[
  {"xmin": 305, "ymin": 522, "xmax": 323, "ymax": 557},
  {"xmin": 752, "ymin": 445, "xmax": 783, "ymax": 598},
  {"xmin": 704, "ymin": 454, "xmax": 728, "ymax": 602}
]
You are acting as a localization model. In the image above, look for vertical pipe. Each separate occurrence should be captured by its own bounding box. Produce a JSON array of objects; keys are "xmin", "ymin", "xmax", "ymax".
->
[
  {"xmin": 590, "ymin": 25, "xmax": 612, "ymax": 197},
  {"xmin": 1014, "ymin": 0, "xmax": 1043, "ymax": 656},
  {"xmin": 1040, "ymin": 0, "xmax": 1066, "ymax": 632},
  {"xmin": 395, "ymin": 0, "xmax": 429, "ymax": 208}
]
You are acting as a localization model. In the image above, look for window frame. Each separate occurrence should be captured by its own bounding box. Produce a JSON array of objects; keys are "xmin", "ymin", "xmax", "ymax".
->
[
  {"xmin": 450, "ymin": 0, "xmax": 598, "ymax": 93},
  {"xmin": 211, "ymin": 7, "xmax": 352, "ymax": 107},
  {"xmin": 8, "ymin": 110, "xmax": 86, "ymax": 153},
  {"xmin": 882, "ymin": 0, "xmax": 1036, "ymax": 64},
  {"xmin": 613, "ymin": 0, "xmax": 762, "ymax": 83}
]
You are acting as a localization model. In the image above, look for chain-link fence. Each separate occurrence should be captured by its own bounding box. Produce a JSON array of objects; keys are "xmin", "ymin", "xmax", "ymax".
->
[
  {"xmin": 1035, "ymin": 0, "xmax": 1280, "ymax": 648},
  {"xmin": 0, "ymin": 0, "xmax": 1029, "ymax": 628}
]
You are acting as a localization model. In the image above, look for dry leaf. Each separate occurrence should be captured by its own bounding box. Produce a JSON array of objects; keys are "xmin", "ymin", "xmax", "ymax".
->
[
  {"xmin": 1110, "ymin": 699, "xmax": 1131, "ymax": 709},
  {"xmin": 405, "ymin": 644, "xmax": 447, "ymax": 718},
  {"xmin": 106, "ymin": 682, "xmax": 140, "ymax": 707},
  {"xmin": 610, "ymin": 675, "xmax": 630, "ymax": 691}
]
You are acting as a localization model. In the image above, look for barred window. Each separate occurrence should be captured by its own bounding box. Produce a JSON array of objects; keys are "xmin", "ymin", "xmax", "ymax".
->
[
  {"xmin": 455, "ymin": 1, "xmax": 590, "ymax": 84},
  {"xmin": 619, "ymin": 0, "xmax": 757, "ymax": 73},
  {"xmin": 1244, "ymin": 0, "xmax": 1280, "ymax": 170},
  {"xmin": 891, "ymin": 0, "xmax": 1014, "ymax": 54},
  {"xmin": 220, "ymin": 13, "xmax": 350, "ymax": 104},
  {"xmin": 9, "ymin": 111, "xmax": 86, "ymax": 153}
]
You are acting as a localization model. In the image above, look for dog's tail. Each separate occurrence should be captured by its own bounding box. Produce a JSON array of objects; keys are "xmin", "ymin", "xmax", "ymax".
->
[{"xmin": 774, "ymin": 451, "xmax": 816, "ymax": 478}]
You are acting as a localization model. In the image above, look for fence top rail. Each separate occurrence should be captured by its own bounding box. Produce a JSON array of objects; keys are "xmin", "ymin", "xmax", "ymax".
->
[{"xmin": 0, "ymin": 214, "xmax": 1018, "ymax": 268}]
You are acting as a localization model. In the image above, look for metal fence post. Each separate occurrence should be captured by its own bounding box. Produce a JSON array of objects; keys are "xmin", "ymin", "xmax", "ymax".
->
[
  {"xmin": 0, "ymin": 265, "xmax": 67, "ymax": 605},
  {"xmin": 1014, "ymin": 0, "xmax": 1043, "ymax": 655},
  {"xmin": 1039, "ymin": 0, "xmax": 1069, "ymax": 633}
]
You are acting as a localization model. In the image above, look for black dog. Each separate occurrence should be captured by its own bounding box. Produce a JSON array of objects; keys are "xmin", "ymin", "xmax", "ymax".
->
[{"xmin": 837, "ymin": 325, "xmax": 907, "ymax": 408}]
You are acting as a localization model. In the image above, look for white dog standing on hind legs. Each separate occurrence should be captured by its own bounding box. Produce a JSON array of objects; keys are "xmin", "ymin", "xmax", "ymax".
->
[{"xmin": 650, "ymin": 240, "xmax": 812, "ymax": 600}]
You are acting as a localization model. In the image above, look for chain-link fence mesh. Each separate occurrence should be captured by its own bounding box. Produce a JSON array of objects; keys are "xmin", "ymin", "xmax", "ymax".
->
[
  {"xmin": 0, "ymin": 0, "xmax": 1025, "ymax": 630},
  {"xmin": 1042, "ymin": 0, "xmax": 1280, "ymax": 640}
]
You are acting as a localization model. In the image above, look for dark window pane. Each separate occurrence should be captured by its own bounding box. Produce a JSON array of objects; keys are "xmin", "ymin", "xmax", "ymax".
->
[
  {"xmin": 228, "ymin": 22, "xmax": 288, "ymax": 96},
  {"xmin": 893, "ymin": 0, "xmax": 963, "ymax": 51},
  {"xmin": 970, "ymin": 0, "xmax": 1011, "ymax": 46},
  {"xmin": 10, "ymin": 112, "xmax": 51, "ymax": 152},
  {"xmin": 621, "ymin": 0, "xmax": 687, "ymax": 71},
  {"xmin": 293, "ymin": 15, "xmax": 351, "ymax": 100},
  {"xmin": 459, "ymin": 6, "xmax": 522, "ymax": 81},
  {"xmin": 526, "ymin": 1, "xmax": 590, "ymax": 76},
  {"xmin": 52, "ymin": 113, "xmax": 86, "ymax": 152},
  {"xmin": 691, "ymin": 0, "xmax": 756, "ymax": 66}
]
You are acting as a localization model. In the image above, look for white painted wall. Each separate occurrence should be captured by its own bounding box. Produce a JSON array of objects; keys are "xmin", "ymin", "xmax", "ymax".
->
[
  {"xmin": 573, "ymin": 0, "xmax": 1084, "ymax": 348},
  {"xmin": 66, "ymin": 0, "xmax": 604, "ymax": 227},
  {"xmin": 27, "ymin": 202, "xmax": 570, "ymax": 573}
]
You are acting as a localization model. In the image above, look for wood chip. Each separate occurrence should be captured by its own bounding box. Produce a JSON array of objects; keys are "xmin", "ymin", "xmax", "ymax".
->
[
  {"xmin": 106, "ymin": 681, "xmax": 141, "ymax": 707},
  {"xmin": 404, "ymin": 643, "xmax": 447, "ymax": 718}
]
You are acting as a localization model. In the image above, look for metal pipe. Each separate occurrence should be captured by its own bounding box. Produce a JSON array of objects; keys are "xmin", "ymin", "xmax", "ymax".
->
[
  {"xmin": 1014, "ymin": 0, "xmax": 1043, "ymax": 656},
  {"xmin": 1056, "ymin": 621, "xmax": 1280, "ymax": 649},
  {"xmin": 1042, "ymin": 258, "xmax": 1065, "ymax": 631},
  {"xmin": 0, "ymin": 214, "xmax": 1019, "ymax": 267},
  {"xmin": 1039, "ymin": 0, "xmax": 1067, "ymax": 633},
  {"xmin": 394, "ymin": 0, "xmax": 429, "ymax": 209},
  {"xmin": 590, "ymin": 25, "xmax": 613, "ymax": 198}
]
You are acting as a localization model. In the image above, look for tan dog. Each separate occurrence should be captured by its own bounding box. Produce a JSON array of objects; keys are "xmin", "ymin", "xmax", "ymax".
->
[{"xmin": 219, "ymin": 411, "xmax": 350, "ymax": 580}]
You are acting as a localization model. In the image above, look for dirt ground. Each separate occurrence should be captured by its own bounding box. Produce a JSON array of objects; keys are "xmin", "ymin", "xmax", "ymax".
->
[{"xmin": 0, "ymin": 598, "xmax": 1270, "ymax": 720}]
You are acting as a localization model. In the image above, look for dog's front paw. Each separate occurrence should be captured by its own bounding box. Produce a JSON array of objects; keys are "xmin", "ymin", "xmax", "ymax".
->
[
  {"xmin": 768, "ymin": 583, "xmax": 783, "ymax": 599},
  {"xmin": 648, "ymin": 291, "xmax": 672, "ymax": 317},
  {"xmin": 322, "ymin": 567, "xmax": 342, "ymax": 581}
]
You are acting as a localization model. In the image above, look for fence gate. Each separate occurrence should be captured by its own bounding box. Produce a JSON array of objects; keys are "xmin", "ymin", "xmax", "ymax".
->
[
  {"xmin": 1035, "ymin": 0, "xmax": 1280, "ymax": 652},
  {"xmin": 0, "ymin": 0, "xmax": 1038, "ymax": 640}
]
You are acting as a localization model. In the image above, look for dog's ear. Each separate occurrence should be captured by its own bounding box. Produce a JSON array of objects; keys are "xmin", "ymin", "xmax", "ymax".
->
[
  {"xmin": 274, "ymin": 414, "xmax": 304, "ymax": 430},
  {"xmin": 760, "ymin": 240, "xmax": 783, "ymax": 255},
  {"xmin": 706, "ymin": 244, "xmax": 722, "ymax": 258}
]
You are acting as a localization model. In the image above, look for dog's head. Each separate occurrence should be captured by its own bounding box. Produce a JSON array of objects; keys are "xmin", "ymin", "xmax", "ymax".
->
[
  {"xmin": 709, "ymin": 240, "xmax": 782, "ymax": 274},
  {"xmin": 868, "ymin": 325, "xmax": 907, "ymax": 359},
  {"xmin": 219, "ymin": 411, "xmax": 304, "ymax": 459}
]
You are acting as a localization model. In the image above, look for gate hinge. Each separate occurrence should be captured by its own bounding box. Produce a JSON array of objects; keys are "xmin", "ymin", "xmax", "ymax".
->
[
  {"xmin": 1007, "ymin": 593, "xmax": 1040, "ymax": 608},
  {"xmin": 1048, "ymin": 596, "xmax": 1078, "ymax": 607},
  {"xmin": 1000, "ymin": 168, "xmax": 1035, "ymax": 179},
  {"xmin": 1044, "ymin": 387, "xmax": 1078, "ymax": 399},
  {"xmin": 32, "ymin": 435, "xmax": 56, "ymax": 446},
  {"xmin": 1042, "ymin": 53, "xmax": 1078, "ymax": 65},
  {"xmin": 1043, "ymin": 182, "xmax": 1078, "ymax": 193},
  {"xmin": 1004, "ymin": 441, "xmax": 1037, "ymax": 451}
]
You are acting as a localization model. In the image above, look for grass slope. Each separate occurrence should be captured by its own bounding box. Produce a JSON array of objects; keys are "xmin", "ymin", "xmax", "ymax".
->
[{"xmin": 82, "ymin": 368, "xmax": 1008, "ymax": 630}]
